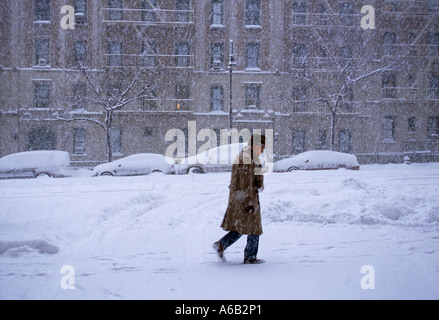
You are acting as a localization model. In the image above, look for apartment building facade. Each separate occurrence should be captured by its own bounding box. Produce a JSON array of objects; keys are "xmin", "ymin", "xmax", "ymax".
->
[{"xmin": 0, "ymin": 0, "xmax": 438, "ymax": 165}]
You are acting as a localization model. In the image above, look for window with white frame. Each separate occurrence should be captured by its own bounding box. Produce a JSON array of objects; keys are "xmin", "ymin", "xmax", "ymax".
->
[
  {"xmin": 142, "ymin": 0, "xmax": 158, "ymax": 21},
  {"xmin": 211, "ymin": 86, "xmax": 223, "ymax": 111},
  {"xmin": 109, "ymin": 127, "xmax": 122, "ymax": 154},
  {"xmin": 293, "ymin": 1, "xmax": 307, "ymax": 25},
  {"xmin": 34, "ymin": 38, "xmax": 50, "ymax": 66},
  {"xmin": 245, "ymin": 84, "xmax": 260, "ymax": 109},
  {"xmin": 211, "ymin": 0, "xmax": 223, "ymax": 26},
  {"xmin": 34, "ymin": 82, "xmax": 50, "ymax": 109},
  {"xmin": 35, "ymin": 0, "xmax": 50, "ymax": 21},
  {"xmin": 382, "ymin": 115, "xmax": 395, "ymax": 141},
  {"xmin": 108, "ymin": 0, "xmax": 123, "ymax": 20},
  {"xmin": 74, "ymin": 0, "xmax": 87, "ymax": 24},
  {"xmin": 339, "ymin": 2, "xmax": 353, "ymax": 26},
  {"xmin": 428, "ymin": 73, "xmax": 439, "ymax": 99},
  {"xmin": 176, "ymin": 0, "xmax": 190, "ymax": 23},
  {"xmin": 108, "ymin": 41, "xmax": 122, "ymax": 66},
  {"xmin": 73, "ymin": 128, "xmax": 86, "ymax": 154},
  {"xmin": 246, "ymin": 0, "xmax": 261, "ymax": 26},
  {"xmin": 211, "ymin": 43, "xmax": 224, "ymax": 69},
  {"xmin": 427, "ymin": 117, "xmax": 439, "ymax": 139},
  {"xmin": 176, "ymin": 42, "xmax": 190, "ymax": 67},
  {"xmin": 246, "ymin": 43, "xmax": 260, "ymax": 69},
  {"xmin": 73, "ymin": 83, "xmax": 86, "ymax": 110},
  {"xmin": 74, "ymin": 41, "xmax": 87, "ymax": 67},
  {"xmin": 292, "ymin": 43, "xmax": 307, "ymax": 69},
  {"xmin": 141, "ymin": 41, "xmax": 156, "ymax": 67}
]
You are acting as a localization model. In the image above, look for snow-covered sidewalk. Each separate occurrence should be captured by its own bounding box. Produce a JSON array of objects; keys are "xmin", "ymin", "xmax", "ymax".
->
[{"xmin": 0, "ymin": 163, "xmax": 438, "ymax": 299}]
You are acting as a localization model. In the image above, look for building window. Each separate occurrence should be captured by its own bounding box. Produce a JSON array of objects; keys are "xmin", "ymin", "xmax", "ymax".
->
[
  {"xmin": 211, "ymin": 43, "xmax": 224, "ymax": 70},
  {"xmin": 245, "ymin": 43, "xmax": 260, "ymax": 69},
  {"xmin": 176, "ymin": 42, "xmax": 190, "ymax": 67},
  {"xmin": 340, "ymin": 86, "xmax": 354, "ymax": 112},
  {"xmin": 430, "ymin": 0, "xmax": 439, "ymax": 12},
  {"xmin": 292, "ymin": 129, "xmax": 306, "ymax": 154},
  {"xmin": 339, "ymin": 2, "xmax": 353, "ymax": 26},
  {"xmin": 144, "ymin": 127, "xmax": 156, "ymax": 137},
  {"xmin": 142, "ymin": 0, "xmax": 157, "ymax": 22},
  {"xmin": 318, "ymin": 129, "xmax": 327, "ymax": 149},
  {"xmin": 74, "ymin": 41, "xmax": 87, "ymax": 67},
  {"xmin": 35, "ymin": 0, "xmax": 50, "ymax": 21},
  {"xmin": 74, "ymin": 0, "xmax": 87, "ymax": 24},
  {"xmin": 73, "ymin": 83, "xmax": 86, "ymax": 110},
  {"xmin": 427, "ymin": 117, "xmax": 439, "ymax": 139},
  {"xmin": 383, "ymin": 115, "xmax": 395, "ymax": 141},
  {"xmin": 246, "ymin": 0, "xmax": 261, "ymax": 26},
  {"xmin": 292, "ymin": 86, "xmax": 307, "ymax": 112},
  {"xmin": 211, "ymin": 86, "xmax": 224, "ymax": 111},
  {"xmin": 429, "ymin": 32, "xmax": 439, "ymax": 57},
  {"xmin": 108, "ymin": 41, "xmax": 122, "ymax": 66},
  {"xmin": 339, "ymin": 129, "xmax": 352, "ymax": 153},
  {"xmin": 73, "ymin": 128, "xmax": 86, "ymax": 154},
  {"xmin": 108, "ymin": 0, "xmax": 123, "ymax": 20},
  {"xmin": 140, "ymin": 91, "xmax": 157, "ymax": 110},
  {"xmin": 176, "ymin": 0, "xmax": 190, "ymax": 23},
  {"xmin": 176, "ymin": 85, "xmax": 191, "ymax": 110},
  {"xmin": 292, "ymin": 43, "xmax": 307, "ymax": 68},
  {"xmin": 293, "ymin": 1, "xmax": 307, "ymax": 25},
  {"xmin": 109, "ymin": 127, "xmax": 122, "ymax": 154},
  {"xmin": 34, "ymin": 38, "xmax": 50, "ymax": 66},
  {"xmin": 34, "ymin": 82, "xmax": 50, "ymax": 109},
  {"xmin": 28, "ymin": 128, "xmax": 56, "ymax": 151},
  {"xmin": 211, "ymin": 0, "xmax": 223, "ymax": 26},
  {"xmin": 383, "ymin": 32, "xmax": 397, "ymax": 56},
  {"xmin": 383, "ymin": 73, "xmax": 397, "ymax": 99},
  {"xmin": 245, "ymin": 84, "xmax": 260, "ymax": 109},
  {"xmin": 408, "ymin": 117, "xmax": 416, "ymax": 133},
  {"xmin": 318, "ymin": 3, "xmax": 329, "ymax": 25},
  {"xmin": 140, "ymin": 42, "xmax": 156, "ymax": 67},
  {"xmin": 428, "ymin": 73, "xmax": 439, "ymax": 99}
]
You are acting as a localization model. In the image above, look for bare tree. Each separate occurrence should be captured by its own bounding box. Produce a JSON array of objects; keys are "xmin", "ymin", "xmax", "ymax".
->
[
  {"xmin": 57, "ymin": 66, "xmax": 160, "ymax": 162},
  {"xmin": 289, "ymin": 28, "xmax": 397, "ymax": 151}
]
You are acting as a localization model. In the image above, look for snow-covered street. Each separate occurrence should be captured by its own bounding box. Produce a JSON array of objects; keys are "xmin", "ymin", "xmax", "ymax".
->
[{"xmin": 1, "ymin": 163, "xmax": 438, "ymax": 300}]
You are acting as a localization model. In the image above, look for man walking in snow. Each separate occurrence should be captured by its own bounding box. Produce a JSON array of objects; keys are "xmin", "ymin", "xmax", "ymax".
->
[{"xmin": 213, "ymin": 134, "xmax": 265, "ymax": 264}]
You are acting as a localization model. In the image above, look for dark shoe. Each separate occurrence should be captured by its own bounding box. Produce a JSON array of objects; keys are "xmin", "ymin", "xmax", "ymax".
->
[
  {"xmin": 213, "ymin": 241, "xmax": 225, "ymax": 261},
  {"xmin": 243, "ymin": 258, "xmax": 265, "ymax": 264}
]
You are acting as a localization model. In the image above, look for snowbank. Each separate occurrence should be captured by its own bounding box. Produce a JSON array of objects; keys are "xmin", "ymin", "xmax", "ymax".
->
[{"xmin": 0, "ymin": 163, "xmax": 438, "ymax": 299}]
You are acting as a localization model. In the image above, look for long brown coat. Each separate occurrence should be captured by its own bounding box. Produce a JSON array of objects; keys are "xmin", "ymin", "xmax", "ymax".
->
[{"xmin": 221, "ymin": 146, "xmax": 264, "ymax": 235}]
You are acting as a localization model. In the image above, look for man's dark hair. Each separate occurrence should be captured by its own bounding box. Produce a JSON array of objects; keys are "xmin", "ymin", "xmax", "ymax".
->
[{"xmin": 249, "ymin": 134, "xmax": 266, "ymax": 147}]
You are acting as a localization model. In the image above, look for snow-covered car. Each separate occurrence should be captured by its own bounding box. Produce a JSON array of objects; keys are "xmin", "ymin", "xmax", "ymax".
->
[
  {"xmin": 92, "ymin": 153, "xmax": 174, "ymax": 177},
  {"xmin": 273, "ymin": 150, "xmax": 360, "ymax": 172},
  {"xmin": 178, "ymin": 143, "xmax": 246, "ymax": 174},
  {"xmin": 0, "ymin": 150, "xmax": 72, "ymax": 179}
]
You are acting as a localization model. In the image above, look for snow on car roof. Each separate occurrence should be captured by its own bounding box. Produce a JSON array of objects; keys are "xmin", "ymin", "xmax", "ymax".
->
[{"xmin": 0, "ymin": 151, "xmax": 70, "ymax": 171}]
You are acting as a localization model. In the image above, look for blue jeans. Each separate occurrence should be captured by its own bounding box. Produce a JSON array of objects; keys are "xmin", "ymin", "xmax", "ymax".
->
[{"xmin": 219, "ymin": 231, "xmax": 259, "ymax": 260}]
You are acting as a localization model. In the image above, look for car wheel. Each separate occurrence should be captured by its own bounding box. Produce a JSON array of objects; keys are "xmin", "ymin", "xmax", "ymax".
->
[
  {"xmin": 188, "ymin": 166, "xmax": 204, "ymax": 174},
  {"xmin": 336, "ymin": 165, "xmax": 346, "ymax": 170},
  {"xmin": 287, "ymin": 167, "xmax": 299, "ymax": 172},
  {"xmin": 151, "ymin": 170, "xmax": 163, "ymax": 174},
  {"xmin": 36, "ymin": 172, "xmax": 51, "ymax": 178},
  {"xmin": 100, "ymin": 172, "xmax": 114, "ymax": 176}
]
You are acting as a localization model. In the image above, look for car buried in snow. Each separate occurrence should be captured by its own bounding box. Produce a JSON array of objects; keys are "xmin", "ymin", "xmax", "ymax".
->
[
  {"xmin": 177, "ymin": 143, "xmax": 246, "ymax": 174},
  {"xmin": 92, "ymin": 153, "xmax": 175, "ymax": 177},
  {"xmin": 0, "ymin": 150, "xmax": 74, "ymax": 179},
  {"xmin": 273, "ymin": 150, "xmax": 360, "ymax": 172}
]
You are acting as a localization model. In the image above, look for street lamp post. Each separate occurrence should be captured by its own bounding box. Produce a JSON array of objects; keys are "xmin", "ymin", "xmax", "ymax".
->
[{"xmin": 228, "ymin": 39, "xmax": 236, "ymax": 132}]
